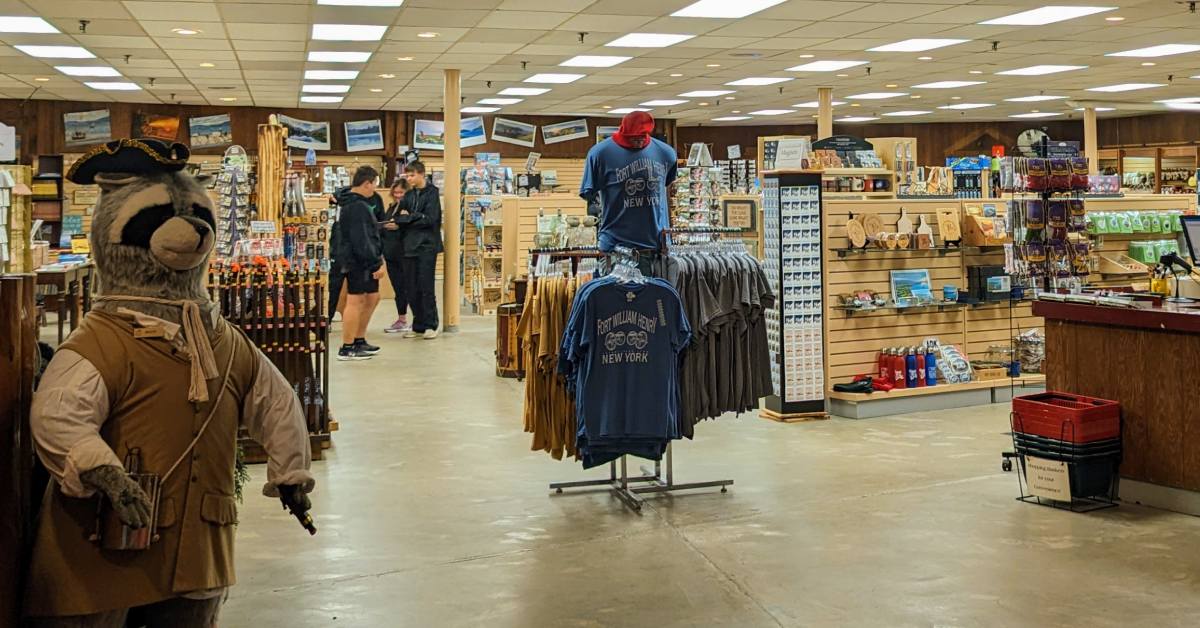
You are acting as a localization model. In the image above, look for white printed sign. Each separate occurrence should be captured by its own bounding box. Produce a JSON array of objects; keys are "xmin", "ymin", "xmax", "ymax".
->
[
  {"xmin": 250, "ymin": 220, "xmax": 277, "ymax": 234},
  {"xmin": 1025, "ymin": 455, "xmax": 1070, "ymax": 501}
]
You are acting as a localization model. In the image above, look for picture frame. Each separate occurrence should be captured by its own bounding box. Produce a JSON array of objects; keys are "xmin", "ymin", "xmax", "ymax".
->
[
  {"xmin": 890, "ymin": 269, "xmax": 935, "ymax": 308},
  {"xmin": 278, "ymin": 114, "xmax": 331, "ymax": 151},
  {"xmin": 133, "ymin": 112, "xmax": 180, "ymax": 141},
  {"xmin": 461, "ymin": 116, "xmax": 487, "ymax": 148},
  {"xmin": 541, "ymin": 119, "xmax": 588, "ymax": 145},
  {"xmin": 596, "ymin": 126, "xmax": 618, "ymax": 144},
  {"xmin": 492, "ymin": 117, "xmax": 536, "ymax": 148},
  {"xmin": 344, "ymin": 119, "xmax": 384, "ymax": 152},
  {"xmin": 188, "ymin": 114, "xmax": 232, "ymax": 148},
  {"xmin": 722, "ymin": 198, "xmax": 757, "ymax": 231},
  {"xmin": 63, "ymin": 109, "xmax": 112, "ymax": 147},
  {"xmin": 413, "ymin": 119, "xmax": 445, "ymax": 151}
]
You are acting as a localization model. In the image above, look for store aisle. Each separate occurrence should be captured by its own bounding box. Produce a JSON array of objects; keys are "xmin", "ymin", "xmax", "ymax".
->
[{"xmin": 225, "ymin": 306, "xmax": 1200, "ymax": 628}]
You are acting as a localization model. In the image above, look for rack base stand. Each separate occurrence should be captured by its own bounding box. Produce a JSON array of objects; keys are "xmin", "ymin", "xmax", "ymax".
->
[
  {"xmin": 549, "ymin": 445, "xmax": 733, "ymax": 513},
  {"xmin": 759, "ymin": 408, "xmax": 829, "ymax": 423}
]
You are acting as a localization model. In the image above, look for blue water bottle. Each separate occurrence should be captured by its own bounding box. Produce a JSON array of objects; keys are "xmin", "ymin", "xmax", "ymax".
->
[
  {"xmin": 925, "ymin": 348, "xmax": 938, "ymax": 386},
  {"xmin": 905, "ymin": 348, "xmax": 919, "ymax": 389}
]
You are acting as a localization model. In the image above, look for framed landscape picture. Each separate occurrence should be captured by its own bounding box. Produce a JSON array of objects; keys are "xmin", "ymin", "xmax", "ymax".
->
[
  {"xmin": 188, "ymin": 114, "xmax": 232, "ymax": 148},
  {"xmin": 64, "ymin": 109, "xmax": 112, "ymax": 147},
  {"xmin": 492, "ymin": 117, "xmax": 536, "ymax": 148},
  {"xmin": 889, "ymin": 269, "xmax": 934, "ymax": 308},
  {"xmin": 542, "ymin": 119, "xmax": 588, "ymax": 145},
  {"xmin": 413, "ymin": 118, "xmax": 445, "ymax": 151},
  {"xmin": 278, "ymin": 114, "xmax": 331, "ymax": 151},
  {"xmin": 344, "ymin": 119, "xmax": 384, "ymax": 152},
  {"xmin": 596, "ymin": 125, "xmax": 618, "ymax": 143}
]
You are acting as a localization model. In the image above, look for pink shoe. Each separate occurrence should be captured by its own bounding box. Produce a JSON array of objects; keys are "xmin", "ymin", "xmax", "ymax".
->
[{"xmin": 384, "ymin": 317, "xmax": 411, "ymax": 334}]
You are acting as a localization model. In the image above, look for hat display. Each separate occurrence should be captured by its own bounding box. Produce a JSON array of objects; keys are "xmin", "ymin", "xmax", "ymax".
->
[{"xmin": 67, "ymin": 137, "xmax": 191, "ymax": 185}]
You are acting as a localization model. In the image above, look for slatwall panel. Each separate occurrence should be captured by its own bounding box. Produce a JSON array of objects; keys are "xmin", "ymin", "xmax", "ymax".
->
[
  {"xmin": 1083, "ymin": 194, "xmax": 1197, "ymax": 288},
  {"xmin": 513, "ymin": 195, "xmax": 588, "ymax": 275}
]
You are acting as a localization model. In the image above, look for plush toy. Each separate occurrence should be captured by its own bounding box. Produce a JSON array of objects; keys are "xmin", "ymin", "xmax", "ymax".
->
[{"xmin": 25, "ymin": 138, "xmax": 315, "ymax": 628}]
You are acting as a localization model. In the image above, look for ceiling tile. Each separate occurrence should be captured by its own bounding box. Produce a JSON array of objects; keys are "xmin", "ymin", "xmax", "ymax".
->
[{"xmin": 122, "ymin": 1, "xmax": 222, "ymax": 22}]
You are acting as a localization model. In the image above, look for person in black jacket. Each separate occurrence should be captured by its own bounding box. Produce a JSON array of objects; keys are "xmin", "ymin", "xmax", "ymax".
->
[
  {"xmin": 394, "ymin": 160, "xmax": 443, "ymax": 339},
  {"xmin": 379, "ymin": 178, "xmax": 411, "ymax": 333},
  {"xmin": 335, "ymin": 166, "xmax": 386, "ymax": 360}
]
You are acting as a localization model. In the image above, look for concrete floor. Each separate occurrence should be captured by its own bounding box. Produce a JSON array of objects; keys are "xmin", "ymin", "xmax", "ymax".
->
[{"xmin": 226, "ymin": 305, "xmax": 1200, "ymax": 628}]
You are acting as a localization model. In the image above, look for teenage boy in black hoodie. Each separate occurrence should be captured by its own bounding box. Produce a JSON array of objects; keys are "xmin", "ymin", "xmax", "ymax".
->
[
  {"xmin": 335, "ymin": 166, "xmax": 385, "ymax": 360},
  {"xmin": 394, "ymin": 161, "xmax": 443, "ymax": 339}
]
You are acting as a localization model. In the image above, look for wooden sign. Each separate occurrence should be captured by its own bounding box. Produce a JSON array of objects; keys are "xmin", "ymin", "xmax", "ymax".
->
[
  {"xmin": 73, "ymin": 188, "xmax": 99, "ymax": 206},
  {"xmin": 937, "ymin": 208, "xmax": 962, "ymax": 242},
  {"xmin": 722, "ymin": 199, "xmax": 757, "ymax": 231}
]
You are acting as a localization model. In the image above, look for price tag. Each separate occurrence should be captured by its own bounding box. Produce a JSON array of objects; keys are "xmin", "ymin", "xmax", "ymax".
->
[{"xmin": 1025, "ymin": 455, "xmax": 1070, "ymax": 501}]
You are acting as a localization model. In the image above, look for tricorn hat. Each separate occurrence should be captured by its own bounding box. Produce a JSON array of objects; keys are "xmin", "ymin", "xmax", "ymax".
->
[{"xmin": 67, "ymin": 137, "xmax": 190, "ymax": 185}]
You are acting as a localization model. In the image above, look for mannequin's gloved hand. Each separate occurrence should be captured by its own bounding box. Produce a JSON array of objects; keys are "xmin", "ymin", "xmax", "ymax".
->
[
  {"xmin": 278, "ymin": 484, "xmax": 316, "ymax": 535},
  {"xmin": 80, "ymin": 465, "xmax": 153, "ymax": 529}
]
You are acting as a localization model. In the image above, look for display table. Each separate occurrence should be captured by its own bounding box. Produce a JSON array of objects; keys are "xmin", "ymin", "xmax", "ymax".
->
[
  {"xmin": 35, "ymin": 262, "xmax": 93, "ymax": 343},
  {"xmin": 1034, "ymin": 299, "xmax": 1200, "ymax": 514}
]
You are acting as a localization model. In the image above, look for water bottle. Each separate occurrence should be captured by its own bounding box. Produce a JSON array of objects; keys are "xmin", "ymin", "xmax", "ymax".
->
[
  {"xmin": 915, "ymin": 348, "xmax": 926, "ymax": 387},
  {"xmin": 925, "ymin": 348, "xmax": 938, "ymax": 386},
  {"xmin": 905, "ymin": 348, "xmax": 918, "ymax": 389},
  {"xmin": 892, "ymin": 349, "xmax": 907, "ymax": 389},
  {"xmin": 879, "ymin": 348, "xmax": 890, "ymax": 383}
]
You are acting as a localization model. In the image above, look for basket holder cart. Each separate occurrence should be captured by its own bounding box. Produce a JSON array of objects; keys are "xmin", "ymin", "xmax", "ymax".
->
[{"xmin": 1004, "ymin": 392, "xmax": 1122, "ymax": 513}]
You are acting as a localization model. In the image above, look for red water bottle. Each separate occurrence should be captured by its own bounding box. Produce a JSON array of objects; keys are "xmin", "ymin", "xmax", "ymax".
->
[
  {"xmin": 915, "ymin": 348, "xmax": 926, "ymax": 387},
  {"xmin": 892, "ymin": 349, "xmax": 907, "ymax": 389},
  {"xmin": 879, "ymin": 348, "xmax": 891, "ymax": 382}
]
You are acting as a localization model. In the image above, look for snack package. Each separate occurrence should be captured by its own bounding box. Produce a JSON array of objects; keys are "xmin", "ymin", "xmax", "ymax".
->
[
  {"xmin": 1024, "ymin": 199, "xmax": 1045, "ymax": 230},
  {"xmin": 1025, "ymin": 158, "xmax": 1049, "ymax": 191},
  {"xmin": 1070, "ymin": 157, "xmax": 1090, "ymax": 191},
  {"xmin": 1049, "ymin": 159, "xmax": 1072, "ymax": 191},
  {"xmin": 1132, "ymin": 212, "xmax": 1148, "ymax": 233},
  {"xmin": 1091, "ymin": 212, "xmax": 1108, "ymax": 234},
  {"xmin": 1118, "ymin": 212, "xmax": 1134, "ymax": 234},
  {"xmin": 1047, "ymin": 201, "xmax": 1067, "ymax": 229}
]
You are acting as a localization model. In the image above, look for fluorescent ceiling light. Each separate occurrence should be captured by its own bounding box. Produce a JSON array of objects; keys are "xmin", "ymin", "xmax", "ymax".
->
[
  {"xmin": 560, "ymin": 55, "xmax": 630, "ymax": 67},
  {"xmin": 846, "ymin": 92, "xmax": 907, "ymax": 99},
  {"xmin": 1005, "ymin": 95, "xmax": 1067, "ymax": 102},
  {"xmin": 0, "ymin": 16, "xmax": 59, "ymax": 33},
  {"xmin": 304, "ymin": 70, "xmax": 359, "ymax": 80},
  {"xmin": 85, "ymin": 81, "xmax": 140, "ymax": 91},
  {"xmin": 311, "ymin": 24, "xmax": 388, "ymax": 41},
  {"xmin": 499, "ymin": 87, "xmax": 550, "ymax": 96},
  {"xmin": 1075, "ymin": 107, "xmax": 1116, "ymax": 111},
  {"xmin": 750, "ymin": 109, "xmax": 793, "ymax": 116},
  {"xmin": 301, "ymin": 96, "xmax": 344, "ymax": 103},
  {"xmin": 641, "ymin": 99, "xmax": 688, "ymax": 106},
  {"xmin": 1086, "ymin": 83, "xmax": 1165, "ymax": 92},
  {"xmin": 308, "ymin": 51, "xmax": 371, "ymax": 63},
  {"xmin": 1157, "ymin": 97, "xmax": 1200, "ymax": 104},
  {"xmin": 479, "ymin": 98, "xmax": 522, "ymax": 105},
  {"xmin": 317, "ymin": 0, "xmax": 404, "ymax": 5},
  {"xmin": 609, "ymin": 107, "xmax": 651, "ymax": 114},
  {"xmin": 712, "ymin": 116, "xmax": 751, "ymax": 121},
  {"xmin": 868, "ymin": 38, "xmax": 968, "ymax": 53},
  {"xmin": 679, "ymin": 90, "xmax": 734, "ymax": 97},
  {"xmin": 671, "ymin": 0, "xmax": 786, "ymax": 18},
  {"xmin": 462, "ymin": 106, "xmax": 499, "ymax": 113},
  {"xmin": 1011, "ymin": 112, "xmax": 1062, "ymax": 118},
  {"xmin": 938, "ymin": 103, "xmax": 994, "ymax": 110},
  {"xmin": 1107, "ymin": 44, "xmax": 1200, "ymax": 58},
  {"xmin": 911, "ymin": 80, "xmax": 986, "ymax": 89},
  {"xmin": 606, "ymin": 33, "xmax": 694, "ymax": 48},
  {"xmin": 882, "ymin": 110, "xmax": 931, "ymax": 117},
  {"xmin": 55, "ymin": 66, "xmax": 121, "ymax": 77},
  {"xmin": 980, "ymin": 6, "xmax": 1115, "ymax": 26},
  {"xmin": 794, "ymin": 100, "xmax": 846, "ymax": 108},
  {"xmin": 302, "ymin": 84, "xmax": 350, "ymax": 93},
  {"xmin": 1165, "ymin": 103, "xmax": 1200, "ymax": 111},
  {"xmin": 839, "ymin": 116, "xmax": 880, "ymax": 122},
  {"xmin": 997, "ymin": 64, "xmax": 1087, "ymax": 76},
  {"xmin": 524, "ymin": 73, "xmax": 584, "ymax": 84},
  {"xmin": 786, "ymin": 60, "xmax": 868, "ymax": 72},
  {"xmin": 14, "ymin": 45, "xmax": 94, "ymax": 59},
  {"xmin": 725, "ymin": 77, "xmax": 792, "ymax": 86}
]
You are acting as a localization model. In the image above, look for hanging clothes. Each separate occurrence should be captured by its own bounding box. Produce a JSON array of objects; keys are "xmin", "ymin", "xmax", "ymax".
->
[
  {"xmin": 517, "ymin": 274, "xmax": 585, "ymax": 460},
  {"xmin": 558, "ymin": 275, "xmax": 691, "ymax": 469}
]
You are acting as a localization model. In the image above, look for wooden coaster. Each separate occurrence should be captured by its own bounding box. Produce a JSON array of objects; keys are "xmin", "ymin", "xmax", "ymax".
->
[
  {"xmin": 862, "ymin": 214, "xmax": 884, "ymax": 237},
  {"xmin": 846, "ymin": 217, "xmax": 868, "ymax": 248}
]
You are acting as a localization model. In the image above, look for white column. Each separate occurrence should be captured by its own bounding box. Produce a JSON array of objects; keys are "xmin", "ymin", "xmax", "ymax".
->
[{"xmin": 443, "ymin": 69, "xmax": 461, "ymax": 331}]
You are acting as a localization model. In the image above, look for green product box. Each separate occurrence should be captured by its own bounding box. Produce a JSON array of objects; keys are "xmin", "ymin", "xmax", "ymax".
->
[
  {"xmin": 1129, "ymin": 241, "xmax": 1155, "ymax": 264},
  {"xmin": 1119, "ymin": 212, "xmax": 1135, "ymax": 234},
  {"xmin": 1150, "ymin": 212, "xmax": 1163, "ymax": 233},
  {"xmin": 1132, "ymin": 212, "xmax": 1148, "ymax": 233},
  {"xmin": 1172, "ymin": 212, "xmax": 1184, "ymax": 232},
  {"xmin": 1091, "ymin": 212, "xmax": 1107, "ymax": 234}
]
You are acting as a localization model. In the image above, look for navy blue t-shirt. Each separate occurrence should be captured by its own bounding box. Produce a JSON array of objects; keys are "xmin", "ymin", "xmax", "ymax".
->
[{"xmin": 580, "ymin": 138, "xmax": 678, "ymax": 252}]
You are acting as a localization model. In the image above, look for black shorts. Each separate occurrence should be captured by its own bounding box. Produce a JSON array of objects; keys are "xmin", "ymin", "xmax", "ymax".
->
[{"xmin": 344, "ymin": 268, "xmax": 379, "ymax": 295}]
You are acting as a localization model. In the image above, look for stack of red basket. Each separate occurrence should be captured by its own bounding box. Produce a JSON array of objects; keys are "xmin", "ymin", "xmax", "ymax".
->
[{"xmin": 1011, "ymin": 392, "xmax": 1121, "ymax": 499}]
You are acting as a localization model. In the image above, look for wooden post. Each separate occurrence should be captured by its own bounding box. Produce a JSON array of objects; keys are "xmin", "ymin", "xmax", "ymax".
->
[
  {"xmin": 443, "ymin": 69, "xmax": 462, "ymax": 332},
  {"xmin": 817, "ymin": 87, "xmax": 834, "ymax": 140},
  {"xmin": 0, "ymin": 274, "xmax": 37, "ymax": 627},
  {"xmin": 1083, "ymin": 107, "xmax": 1099, "ymax": 175}
]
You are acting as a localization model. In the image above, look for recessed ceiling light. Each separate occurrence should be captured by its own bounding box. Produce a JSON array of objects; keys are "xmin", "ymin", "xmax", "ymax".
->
[
  {"xmin": 726, "ymin": 77, "xmax": 792, "ymax": 86},
  {"xmin": 671, "ymin": 0, "xmax": 786, "ymax": 18},
  {"xmin": 951, "ymin": 96, "xmax": 962, "ymax": 100},
  {"xmin": 312, "ymin": 24, "xmax": 388, "ymax": 41},
  {"xmin": 670, "ymin": 73, "xmax": 683, "ymax": 77},
  {"xmin": 480, "ymin": 97, "xmax": 522, "ymax": 105},
  {"xmin": 219, "ymin": 97, "xmax": 237, "ymax": 102},
  {"xmin": 499, "ymin": 87, "xmax": 550, "ymax": 96},
  {"xmin": 369, "ymin": 88, "xmax": 383, "ymax": 93},
  {"xmin": 644, "ymin": 81, "xmax": 659, "ymax": 85},
  {"xmin": 839, "ymin": 116, "xmax": 880, "ymax": 122},
  {"xmin": 1005, "ymin": 95, "xmax": 1066, "ymax": 102},
  {"xmin": 850, "ymin": 103, "xmax": 861, "ymax": 107},
  {"xmin": 938, "ymin": 103, "xmax": 994, "ymax": 110},
  {"xmin": 55, "ymin": 66, "xmax": 121, "ymax": 77},
  {"xmin": 712, "ymin": 116, "xmax": 751, "ymax": 121},
  {"xmin": 524, "ymin": 73, "xmax": 584, "ymax": 84},
  {"xmin": 417, "ymin": 32, "xmax": 439, "ymax": 38},
  {"xmin": 968, "ymin": 70, "xmax": 983, "ymax": 75},
  {"xmin": 885, "ymin": 84, "xmax": 898, "ymax": 88},
  {"xmin": 869, "ymin": 38, "xmax": 968, "ymax": 53},
  {"xmin": 171, "ymin": 28, "xmax": 200, "ymax": 36},
  {"xmin": 377, "ymin": 73, "xmax": 395, "ymax": 79},
  {"xmin": 996, "ymin": 64, "xmax": 1088, "ymax": 76},
  {"xmin": 910, "ymin": 95, "xmax": 921, "ymax": 99},
  {"xmin": 680, "ymin": 90, "xmax": 734, "ymax": 97},
  {"xmin": 699, "ymin": 102, "xmax": 709, "ymax": 106},
  {"xmin": 1142, "ymin": 62, "xmax": 1157, "ymax": 66},
  {"xmin": 883, "ymin": 110, "xmax": 931, "ymax": 117},
  {"xmin": 301, "ymin": 96, "xmax": 344, "ymax": 103},
  {"xmin": 85, "ymin": 81, "xmax": 141, "ymax": 91},
  {"xmin": 303, "ymin": 84, "xmax": 350, "ymax": 93},
  {"xmin": 609, "ymin": 107, "xmax": 651, "ymax": 114},
  {"xmin": 980, "ymin": 6, "xmax": 1116, "ymax": 26},
  {"xmin": 912, "ymin": 80, "xmax": 985, "ymax": 89},
  {"xmin": 917, "ymin": 56, "xmax": 933, "ymax": 61},
  {"xmin": 786, "ymin": 60, "xmax": 868, "ymax": 72},
  {"xmin": 396, "ymin": 56, "xmax": 413, "ymax": 61},
  {"xmin": 601, "ymin": 105, "xmax": 612, "ymax": 109},
  {"xmin": 732, "ymin": 110, "xmax": 741, "ymax": 113},
  {"xmin": 14, "ymin": 45, "xmax": 94, "ymax": 59},
  {"xmin": 1105, "ymin": 16, "xmax": 1125, "ymax": 21},
  {"xmin": 793, "ymin": 100, "xmax": 846, "ymax": 107},
  {"xmin": 1086, "ymin": 83, "xmax": 1165, "ymax": 92},
  {"xmin": 798, "ymin": 54, "xmax": 814, "ymax": 58},
  {"xmin": 560, "ymin": 55, "xmax": 630, "ymax": 68},
  {"xmin": 308, "ymin": 51, "xmax": 372, "ymax": 63},
  {"xmin": 836, "ymin": 74, "xmax": 849, "ymax": 78},
  {"xmin": 706, "ymin": 63, "xmax": 722, "ymax": 68},
  {"xmin": 461, "ymin": 106, "xmax": 499, "ymax": 113},
  {"xmin": 306, "ymin": 70, "xmax": 359, "ymax": 80},
  {"xmin": 1107, "ymin": 44, "xmax": 1200, "ymax": 58},
  {"xmin": 0, "ymin": 16, "xmax": 59, "ymax": 33},
  {"xmin": 847, "ymin": 92, "xmax": 907, "ymax": 99},
  {"xmin": 317, "ymin": 0, "xmax": 404, "ymax": 5},
  {"xmin": 641, "ymin": 99, "xmax": 688, "ymax": 106},
  {"xmin": 724, "ymin": 96, "xmax": 735, "ymax": 100},
  {"xmin": 1011, "ymin": 112, "xmax": 1062, "ymax": 118},
  {"xmin": 606, "ymin": 33, "xmax": 695, "ymax": 48},
  {"xmin": 750, "ymin": 109, "xmax": 793, "ymax": 115},
  {"xmin": 33, "ymin": 77, "xmax": 50, "ymax": 82}
]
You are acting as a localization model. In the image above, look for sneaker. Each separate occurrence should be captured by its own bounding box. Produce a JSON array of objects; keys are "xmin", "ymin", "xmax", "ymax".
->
[
  {"xmin": 354, "ymin": 339, "xmax": 381, "ymax": 354},
  {"xmin": 423, "ymin": 329, "xmax": 439, "ymax": 340},
  {"xmin": 402, "ymin": 330, "xmax": 419, "ymax": 338},
  {"xmin": 384, "ymin": 318, "xmax": 410, "ymax": 334},
  {"xmin": 337, "ymin": 346, "xmax": 374, "ymax": 361}
]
